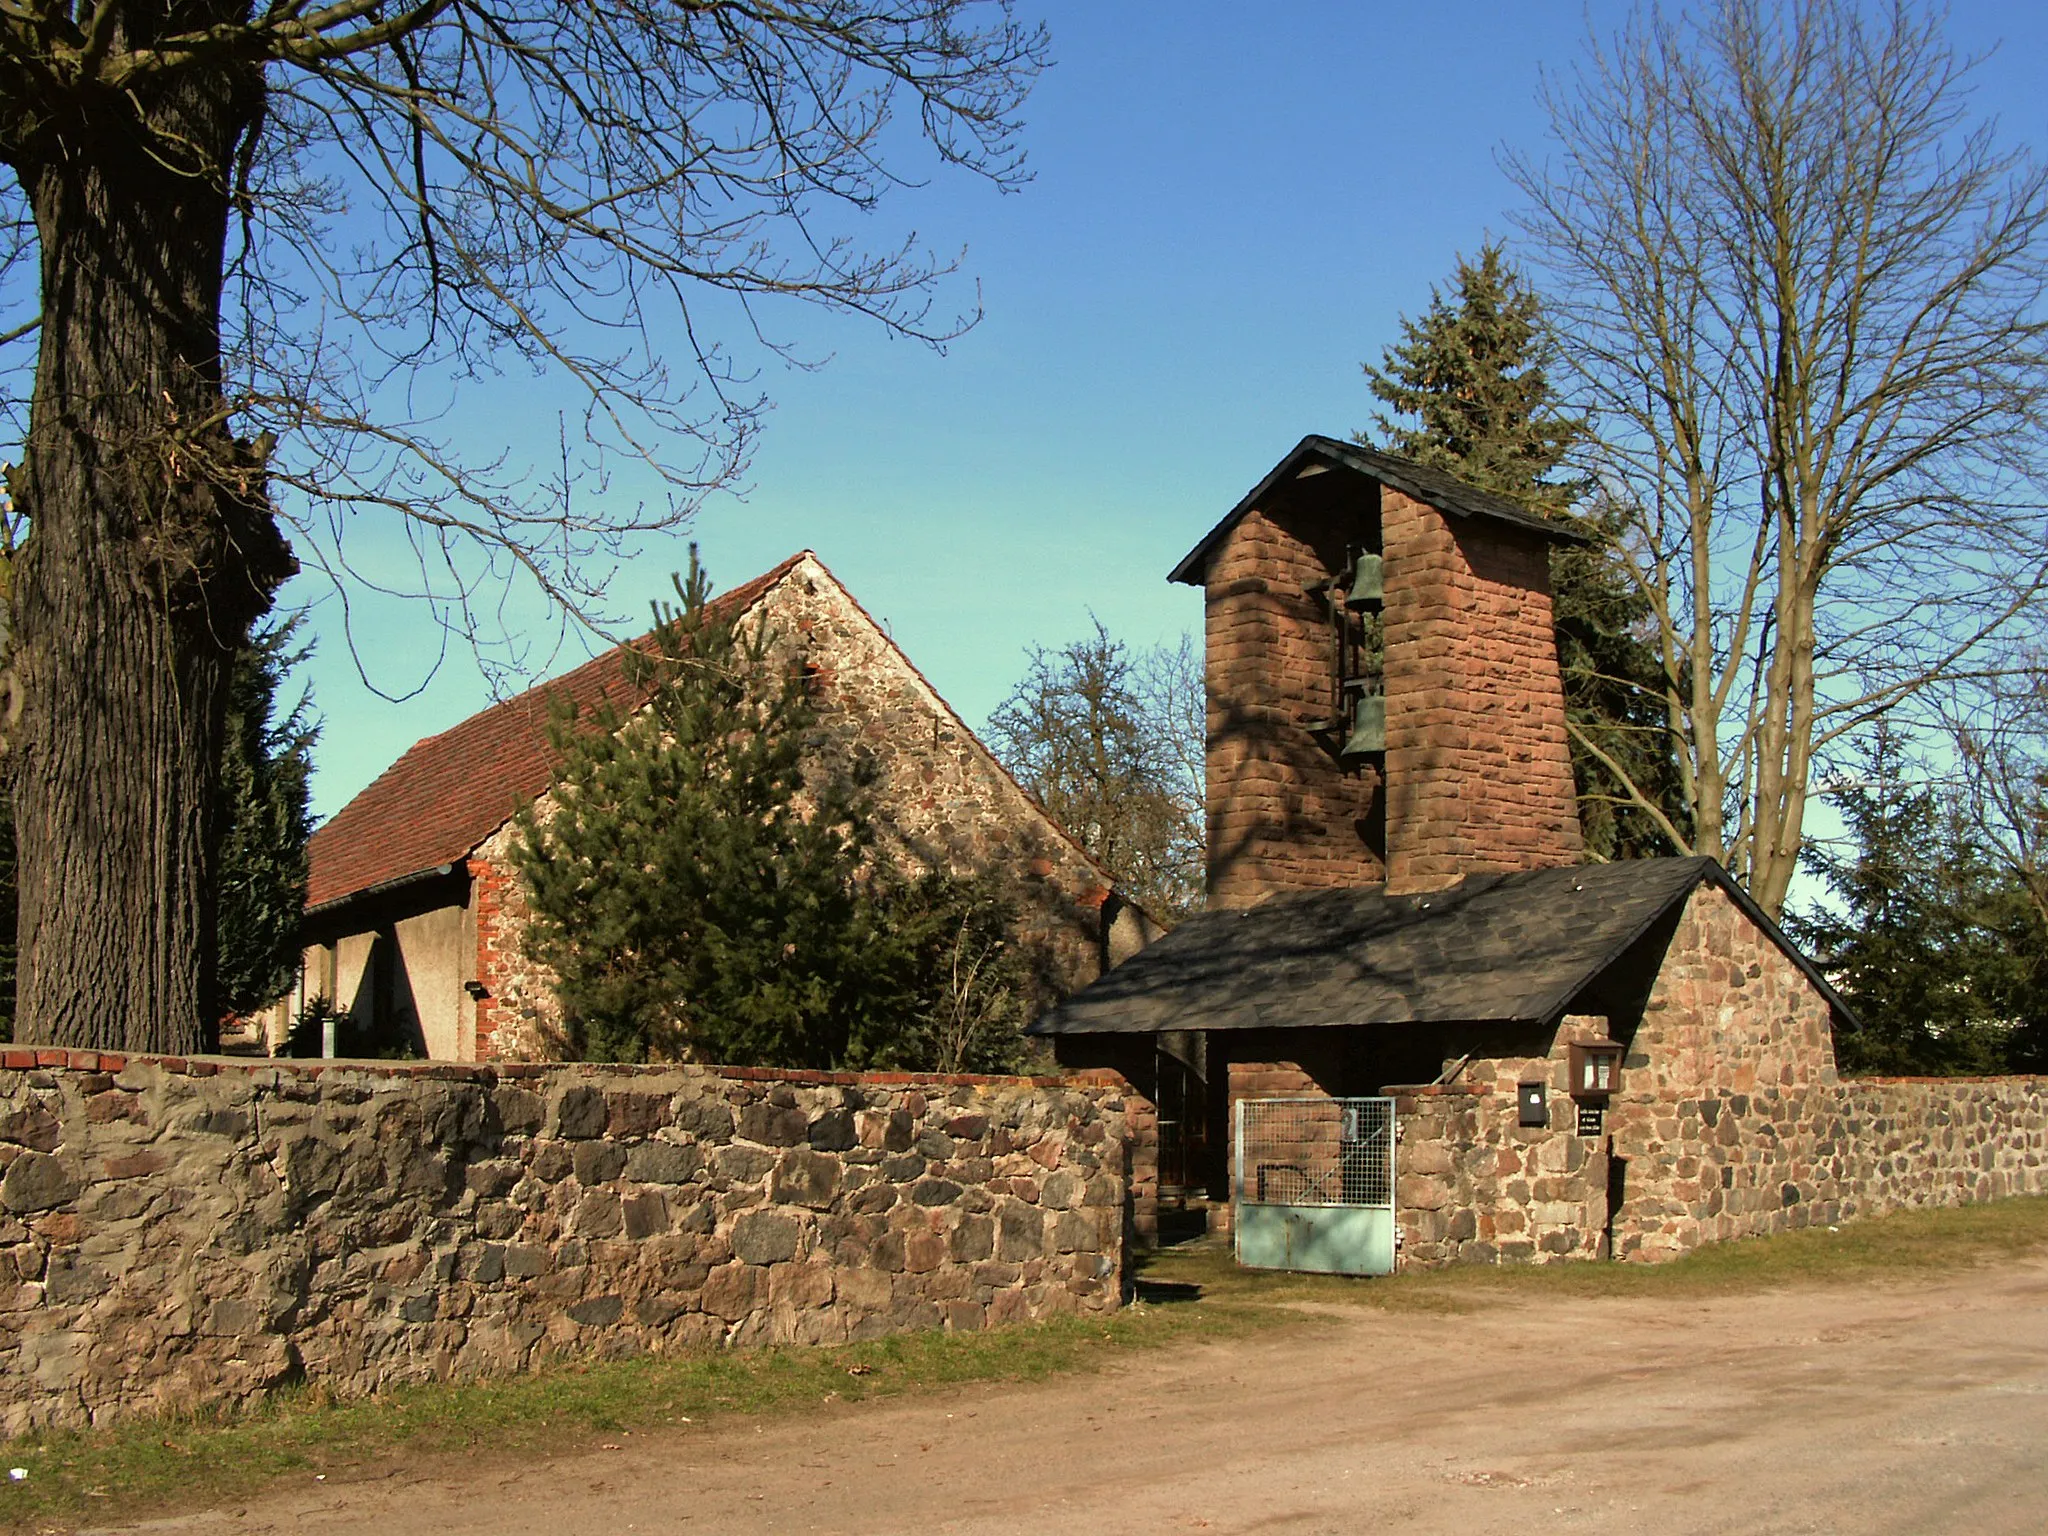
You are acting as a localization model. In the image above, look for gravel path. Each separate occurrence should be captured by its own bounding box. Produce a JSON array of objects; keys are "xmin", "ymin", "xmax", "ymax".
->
[{"xmin": 102, "ymin": 1255, "xmax": 2048, "ymax": 1535}]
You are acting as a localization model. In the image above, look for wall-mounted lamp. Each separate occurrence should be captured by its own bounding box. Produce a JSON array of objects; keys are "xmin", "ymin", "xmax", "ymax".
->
[
  {"xmin": 1568, "ymin": 1037, "xmax": 1625, "ymax": 1100},
  {"xmin": 1517, "ymin": 1079, "xmax": 1547, "ymax": 1128},
  {"xmin": 463, "ymin": 980, "xmax": 491, "ymax": 1001}
]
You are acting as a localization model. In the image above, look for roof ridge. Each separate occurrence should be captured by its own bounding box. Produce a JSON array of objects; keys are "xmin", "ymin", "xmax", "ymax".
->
[
  {"xmin": 784, "ymin": 553, "xmax": 1128, "ymax": 899},
  {"xmin": 305, "ymin": 552, "xmax": 808, "ymax": 909},
  {"xmin": 338, "ymin": 549, "xmax": 813, "ymax": 779}
]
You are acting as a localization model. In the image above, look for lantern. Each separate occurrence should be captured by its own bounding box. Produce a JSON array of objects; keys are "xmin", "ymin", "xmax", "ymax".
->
[{"xmin": 1568, "ymin": 1037, "xmax": 1625, "ymax": 1100}]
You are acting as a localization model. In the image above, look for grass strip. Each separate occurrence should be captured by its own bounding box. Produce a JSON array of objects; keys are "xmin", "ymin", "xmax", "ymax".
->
[
  {"xmin": 1140, "ymin": 1193, "xmax": 2048, "ymax": 1310},
  {"xmin": 0, "ymin": 1291, "xmax": 1262, "ymax": 1533},
  {"xmin": 7, "ymin": 1195, "xmax": 2047, "ymax": 1531}
]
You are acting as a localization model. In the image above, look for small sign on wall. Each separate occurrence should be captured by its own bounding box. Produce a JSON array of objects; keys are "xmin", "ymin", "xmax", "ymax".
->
[{"xmin": 1576, "ymin": 1103, "xmax": 1605, "ymax": 1138}]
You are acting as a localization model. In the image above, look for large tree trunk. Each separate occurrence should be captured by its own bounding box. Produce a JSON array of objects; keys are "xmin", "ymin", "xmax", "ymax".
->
[{"xmin": 5, "ymin": 49, "xmax": 292, "ymax": 1051}]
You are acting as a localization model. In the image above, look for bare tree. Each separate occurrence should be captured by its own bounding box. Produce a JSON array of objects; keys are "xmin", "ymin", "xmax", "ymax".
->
[
  {"xmin": 0, "ymin": 2, "xmax": 1046, "ymax": 1051},
  {"xmin": 1506, "ymin": 0, "xmax": 2048, "ymax": 914},
  {"xmin": 988, "ymin": 620, "xmax": 1204, "ymax": 924},
  {"xmin": 1941, "ymin": 665, "xmax": 2048, "ymax": 935}
]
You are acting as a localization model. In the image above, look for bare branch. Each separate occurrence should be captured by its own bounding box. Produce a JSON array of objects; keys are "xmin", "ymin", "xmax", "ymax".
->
[{"xmin": 1509, "ymin": 0, "xmax": 2048, "ymax": 913}]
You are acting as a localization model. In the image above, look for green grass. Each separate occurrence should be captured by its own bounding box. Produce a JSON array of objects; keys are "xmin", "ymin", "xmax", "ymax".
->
[
  {"xmin": 1140, "ymin": 1193, "xmax": 2048, "ymax": 1311},
  {"xmin": 7, "ymin": 1196, "xmax": 2047, "ymax": 1532}
]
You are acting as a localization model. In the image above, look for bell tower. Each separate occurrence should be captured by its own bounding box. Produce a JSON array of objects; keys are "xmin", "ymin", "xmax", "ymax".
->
[{"xmin": 1171, "ymin": 436, "xmax": 1583, "ymax": 908}]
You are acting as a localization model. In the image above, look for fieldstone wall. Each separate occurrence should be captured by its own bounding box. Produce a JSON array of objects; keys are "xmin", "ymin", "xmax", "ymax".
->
[
  {"xmin": 1389, "ymin": 1075, "xmax": 2048, "ymax": 1269},
  {"xmin": 1608, "ymin": 1077, "xmax": 2048, "ymax": 1260},
  {"xmin": 1389, "ymin": 1079, "xmax": 1607, "ymax": 1268},
  {"xmin": 0, "ymin": 1050, "xmax": 1151, "ymax": 1434},
  {"xmin": 1381, "ymin": 888, "xmax": 2048, "ymax": 1266}
]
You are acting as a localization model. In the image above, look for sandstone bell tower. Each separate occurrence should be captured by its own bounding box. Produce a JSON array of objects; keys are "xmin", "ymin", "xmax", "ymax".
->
[{"xmin": 1170, "ymin": 435, "xmax": 1584, "ymax": 906}]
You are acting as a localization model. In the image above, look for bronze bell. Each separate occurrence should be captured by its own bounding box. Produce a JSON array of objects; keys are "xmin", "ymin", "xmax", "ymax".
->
[
  {"xmin": 1342, "ymin": 692, "xmax": 1385, "ymax": 756},
  {"xmin": 1346, "ymin": 552, "xmax": 1384, "ymax": 609}
]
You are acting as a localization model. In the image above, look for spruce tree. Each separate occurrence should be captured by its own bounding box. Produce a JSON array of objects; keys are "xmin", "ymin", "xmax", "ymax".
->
[
  {"xmin": 216, "ymin": 618, "xmax": 318, "ymax": 1018},
  {"xmin": 1789, "ymin": 729, "xmax": 2021, "ymax": 1074},
  {"xmin": 1362, "ymin": 243, "xmax": 1689, "ymax": 859}
]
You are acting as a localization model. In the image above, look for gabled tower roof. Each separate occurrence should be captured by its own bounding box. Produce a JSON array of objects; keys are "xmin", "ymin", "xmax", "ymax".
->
[{"xmin": 1168, "ymin": 433, "xmax": 1587, "ymax": 587}]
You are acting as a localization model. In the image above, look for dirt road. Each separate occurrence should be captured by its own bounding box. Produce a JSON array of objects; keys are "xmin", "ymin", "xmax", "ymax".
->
[{"xmin": 104, "ymin": 1257, "xmax": 2048, "ymax": 1535}]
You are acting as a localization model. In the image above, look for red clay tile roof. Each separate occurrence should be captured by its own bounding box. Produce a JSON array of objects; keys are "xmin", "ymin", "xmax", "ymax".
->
[{"xmin": 305, "ymin": 554, "xmax": 806, "ymax": 910}]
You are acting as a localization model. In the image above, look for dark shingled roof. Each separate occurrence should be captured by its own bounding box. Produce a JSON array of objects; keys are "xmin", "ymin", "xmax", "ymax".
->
[
  {"xmin": 1029, "ymin": 858, "xmax": 1852, "ymax": 1035},
  {"xmin": 1168, "ymin": 433, "xmax": 1589, "ymax": 586}
]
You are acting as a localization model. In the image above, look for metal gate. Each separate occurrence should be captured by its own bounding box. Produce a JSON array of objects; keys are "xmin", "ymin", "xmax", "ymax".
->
[{"xmin": 1234, "ymin": 1096, "xmax": 1396, "ymax": 1276}]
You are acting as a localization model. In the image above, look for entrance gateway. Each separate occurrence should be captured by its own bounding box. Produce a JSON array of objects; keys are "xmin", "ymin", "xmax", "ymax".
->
[{"xmin": 1233, "ymin": 1096, "xmax": 1396, "ymax": 1276}]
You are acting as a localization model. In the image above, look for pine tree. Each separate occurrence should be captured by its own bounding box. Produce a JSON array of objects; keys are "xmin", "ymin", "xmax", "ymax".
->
[
  {"xmin": 1789, "ymin": 730, "xmax": 2021, "ymax": 1074},
  {"xmin": 1362, "ymin": 243, "xmax": 1689, "ymax": 859},
  {"xmin": 513, "ymin": 552, "xmax": 1032, "ymax": 1070},
  {"xmin": 216, "ymin": 618, "xmax": 318, "ymax": 1018},
  {"xmin": 511, "ymin": 554, "xmax": 875, "ymax": 1065}
]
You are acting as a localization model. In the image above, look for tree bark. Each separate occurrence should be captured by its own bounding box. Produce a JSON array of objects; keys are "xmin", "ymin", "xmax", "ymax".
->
[{"xmin": 5, "ymin": 46, "xmax": 292, "ymax": 1051}]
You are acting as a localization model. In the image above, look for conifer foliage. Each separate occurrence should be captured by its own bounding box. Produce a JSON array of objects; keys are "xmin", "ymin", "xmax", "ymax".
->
[
  {"xmin": 216, "ymin": 619, "xmax": 318, "ymax": 1019},
  {"xmin": 1361, "ymin": 243, "xmax": 1688, "ymax": 859},
  {"xmin": 1363, "ymin": 244, "xmax": 1583, "ymax": 516},
  {"xmin": 510, "ymin": 555, "xmax": 1031, "ymax": 1071},
  {"xmin": 1789, "ymin": 730, "xmax": 2037, "ymax": 1074}
]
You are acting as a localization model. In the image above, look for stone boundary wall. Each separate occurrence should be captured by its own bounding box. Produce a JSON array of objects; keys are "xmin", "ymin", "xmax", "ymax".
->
[
  {"xmin": 0, "ymin": 1051, "xmax": 1154, "ymax": 1434},
  {"xmin": 1388, "ymin": 1074, "xmax": 2048, "ymax": 1268},
  {"xmin": 1615, "ymin": 1075, "xmax": 2048, "ymax": 1261}
]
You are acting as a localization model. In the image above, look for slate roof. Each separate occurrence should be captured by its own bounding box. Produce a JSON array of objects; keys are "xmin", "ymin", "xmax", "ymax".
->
[
  {"xmin": 1029, "ymin": 858, "xmax": 1851, "ymax": 1035},
  {"xmin": 305, "ymin": 554, "xmax": 806, "ymax": 910},
  {"xmin": 1167, "ymin": 434, "xmax": 1590, "ymax": 586}
]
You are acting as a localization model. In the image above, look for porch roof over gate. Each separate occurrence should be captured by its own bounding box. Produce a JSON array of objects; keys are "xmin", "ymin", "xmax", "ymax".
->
[{"xmin": 1029, "ymin": 857, "xmax": 1851, "ymax": 1035}]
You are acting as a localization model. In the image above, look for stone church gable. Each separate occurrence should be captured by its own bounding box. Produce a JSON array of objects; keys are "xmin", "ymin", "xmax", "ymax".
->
[{"xmin": 294, "ymin": 552, "xmax": 1154, "ymax": 1062}]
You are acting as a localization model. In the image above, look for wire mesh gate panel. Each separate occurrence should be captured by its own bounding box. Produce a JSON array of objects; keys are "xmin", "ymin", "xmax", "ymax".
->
[{"xmin": 1234, "ymin": 1097, "xmax": 1396, "ymax": 1276}]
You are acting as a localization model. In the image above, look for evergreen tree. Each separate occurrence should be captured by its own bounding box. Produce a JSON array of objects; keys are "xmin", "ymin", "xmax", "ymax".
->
[
  {"xmin": 512, "ymin": 551, "xmax": 1029, "ymax": 1070},
  {"xmin": 1364, "ymin": 243, "xmax": 1583, "ymax": 515},
  {"xmin": 512, "ymin": 554, "xmax": 871, "ymax": 1065},
  {"xmin": 863, "ymin": 870, "xmax": 1034, "ymax": 1075},
  {"xmin": 1362, "ymin": 243, "xmax": 1689, "ymax": 859},
  {"xmin": 216, "ymin": 618, "xmax": 318, "ymax": 1018},
  {"xmin": 1789, "ymin": 730, "xmax": 2022, "ymax": 1074}
]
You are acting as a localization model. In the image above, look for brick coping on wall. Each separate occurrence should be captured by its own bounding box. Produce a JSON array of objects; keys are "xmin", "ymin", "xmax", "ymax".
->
[{"xmin": 0, "ymin": 1048, "xmax": 1124, "ymax": 1093}]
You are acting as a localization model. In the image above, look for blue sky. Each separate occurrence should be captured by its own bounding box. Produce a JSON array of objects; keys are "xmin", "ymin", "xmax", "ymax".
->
[{"xmin": 293, "ymin": 1, "xmax": 2048, "ymax": 822}]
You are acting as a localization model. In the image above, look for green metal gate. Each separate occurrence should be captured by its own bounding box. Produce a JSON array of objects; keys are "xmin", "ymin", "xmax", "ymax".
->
[{"xmin": 1234, "ymin": 1096, "xmax": 1396, "ymax": 1276}]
